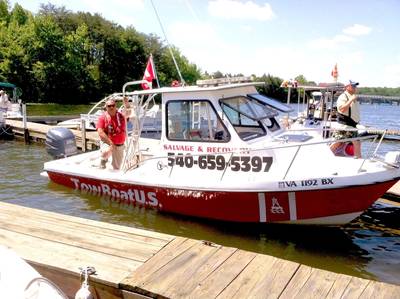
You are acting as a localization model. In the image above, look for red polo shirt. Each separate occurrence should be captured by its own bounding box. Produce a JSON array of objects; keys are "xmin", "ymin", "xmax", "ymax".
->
[{"xmin": 96, "ymin": 111, "xmax": 127, "ymax": 145}]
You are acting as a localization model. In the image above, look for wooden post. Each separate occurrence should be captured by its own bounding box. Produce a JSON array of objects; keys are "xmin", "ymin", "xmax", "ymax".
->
[
  {"xmin": 22, "ymin": 103, "xmax": 30, "ymax": 144},
  {"xmin": 81, "ymin": 118, "xmax": 87, "ymax": 152}
]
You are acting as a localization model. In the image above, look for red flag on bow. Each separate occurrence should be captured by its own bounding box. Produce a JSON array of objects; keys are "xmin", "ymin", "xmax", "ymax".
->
[{"xmin": 142, "ymin": 55, "xmax": 156, "ymax": 90}]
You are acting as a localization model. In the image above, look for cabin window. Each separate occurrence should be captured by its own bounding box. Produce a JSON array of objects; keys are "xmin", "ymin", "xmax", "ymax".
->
[
  {"xmin": 166, "ymin": 100, "xmax": 230, "ymax": 142},
  {"xmin": 220, "ymin": 96, "xmax": 278, "ymax": 141}
]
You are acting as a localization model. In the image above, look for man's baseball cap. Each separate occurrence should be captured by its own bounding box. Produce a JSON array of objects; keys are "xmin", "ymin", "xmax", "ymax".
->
[{"xmin": 348, "ymin": 80, "xmax": 359, "ymax": 87}]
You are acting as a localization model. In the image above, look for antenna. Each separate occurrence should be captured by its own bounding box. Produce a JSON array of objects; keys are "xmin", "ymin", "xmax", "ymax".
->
[{"xmin": 150, "ymin": 0, "xmax": 186, "ymax": 86}]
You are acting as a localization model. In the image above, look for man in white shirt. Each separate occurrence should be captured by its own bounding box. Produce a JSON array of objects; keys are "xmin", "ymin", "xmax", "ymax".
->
[
  {"xmin": 0, "ymin": 90, "xmax": 12, "ymax": 112},
  {"xmin": 330, "ymin": 80, "xmax": 361, "ymax": 158}
]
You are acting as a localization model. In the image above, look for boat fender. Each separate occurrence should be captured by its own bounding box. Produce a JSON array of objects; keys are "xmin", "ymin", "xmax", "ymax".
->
[{"xmin": 75, "ymin": 266, "xmax": 96, "ymax": 299}]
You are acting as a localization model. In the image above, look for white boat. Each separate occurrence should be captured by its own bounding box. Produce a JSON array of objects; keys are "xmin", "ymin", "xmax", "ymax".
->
[
  {"xmin": 0, "ymin": 246, "xmax": 67, "ymax": 299},
  {"xmin": 283, "ymin": 83, "xmax": 345, "ymax": 132},
  {"xmin": 282, "ymin": 83, "xmax": 370, "ymax": 157},
  {"xmin": 43, "ymin": 77, "xmax": 400, "ymax": 225},
  {"xmin": 57, "ymin": 93, "xmax": 162, "ymax": 133}
]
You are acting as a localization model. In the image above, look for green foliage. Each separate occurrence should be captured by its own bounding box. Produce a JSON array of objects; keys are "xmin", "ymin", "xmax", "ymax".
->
[
  {"xmin": 359, "ymin": 87, "xmax": 400, "ymax": 97},
  {"xmin": 0, "ymin": 3, "xmax": 202, "ymax": 103},
  {"xmin": 0, "ymin": 2, "xmax": 397, "ymax": 104}
]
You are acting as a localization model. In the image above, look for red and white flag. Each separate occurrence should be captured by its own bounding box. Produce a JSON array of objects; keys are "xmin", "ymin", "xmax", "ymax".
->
[
  {"xmin": 142, "ymin": 55, "xmax": 156, "ymax": 90},
  {"xmin": 331, "ymin": 63, "xmax": 338, "ymax": 80}
]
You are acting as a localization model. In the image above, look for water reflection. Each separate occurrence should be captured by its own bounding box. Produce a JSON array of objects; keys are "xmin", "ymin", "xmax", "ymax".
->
[{"xmin": 343, "ymin": 201, "xmax": 400, "ymax": 285}]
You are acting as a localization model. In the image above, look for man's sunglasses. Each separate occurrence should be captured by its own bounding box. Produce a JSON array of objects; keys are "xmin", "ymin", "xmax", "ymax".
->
[{"xmin": 107, "ymin": 104, "xmax": 115, "ymax": 108}]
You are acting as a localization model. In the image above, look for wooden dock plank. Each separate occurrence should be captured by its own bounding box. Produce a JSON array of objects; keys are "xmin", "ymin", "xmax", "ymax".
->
[
  {"xmin": 290, "ymin": 267, "xmax": 340, "ymax": 298},
  {"xmin": 0, "ymin": 227, "xmax": 141, "ymax": 286},
  {"xmin": 187, "ymin": 249, "xmax": 257, "ymax": 298},
  {"xmin": 0, "ymin": 202, "xmax": 171, "ymax": 288},
  {"xmin": 120, "ymin": 237, "xmax": 197, "ymax": 294},
  {"xmin": 0, "ymin": 202, "xmax": 172, "ymax": 242},
  {"xmin": 1, "ymin": 202, "xmax": 400, "ymax": 299},
  {"xmin": 162, "ymin": 245, "xmax": 237, "ymax": 298},
  {"xmin": 0, "ymin": 204, "xmax": 168, "ymax": 249},
  {"xmin": 0, "ymin": 211, "xmax": 161, "ymax": 263},
  {"xmin": 361, "ymin": 281, "xmax": 400, "ymax": 299},
  {"xmin": 339, "ymin": 277, "xmax": 370, "ymax": 298},
  {"xmin": 384, "ymin": 180, "xmax": 400, "ymax": 201},
  {"xmin": 278, "ymin": 265, "xmax": 314, "ymax": 298},
  {"xmin": 325, "ymin": 274, "xmax": 352, "ymax": 299},
  {"xmin": 132, "ymin": 241, "xmax": 220, "ymax": 297},
  {"xmin": 217, "ymin": 253, "xmax": 299, "ymax": 299}
]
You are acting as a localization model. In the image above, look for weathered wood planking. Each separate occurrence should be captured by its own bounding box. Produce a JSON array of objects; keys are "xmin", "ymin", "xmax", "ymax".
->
[
  {"xmin": 1, "ymin": 202, "xmax": 400, "ymax": 299},
  {"xmin": 0, "ymin": 202, "xmax": 172, "ymax": 298},
  {"xmin": 383, "ymin": 180, "xmax": 400, "ymax": 201},
  {"xmin": 122, "ymin": 240, "xmax": 400, "ymax": 299},
  {"xmin": 5, "ymin": 119, "xmax": 99, "ymax": 149}
]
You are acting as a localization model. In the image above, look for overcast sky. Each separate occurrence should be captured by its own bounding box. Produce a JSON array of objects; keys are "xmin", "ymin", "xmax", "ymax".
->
[{"xmin": 9, "ymin": 0, "xmax": 400, "ymax": 87}]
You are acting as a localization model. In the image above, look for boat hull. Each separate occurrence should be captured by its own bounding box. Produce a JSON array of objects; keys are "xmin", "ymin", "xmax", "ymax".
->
[{"xmin": 46, "ymin": 171, "xmax": 397, "ymax": 225}]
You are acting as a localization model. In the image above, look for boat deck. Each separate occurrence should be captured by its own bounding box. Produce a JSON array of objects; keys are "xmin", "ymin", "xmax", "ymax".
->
[{"xmin": 0, "ymin": 202, "xmax": 399, "ymax": 299}]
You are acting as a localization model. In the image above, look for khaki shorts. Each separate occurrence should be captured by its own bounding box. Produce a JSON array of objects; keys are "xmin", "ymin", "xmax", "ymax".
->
[
  {"xmin": 332, "ymin": 130, "xmax": 357, "ymax": 140},
  {"xmin": 100, "ymin": 142, "xmax": 125, "ymax": 170}
]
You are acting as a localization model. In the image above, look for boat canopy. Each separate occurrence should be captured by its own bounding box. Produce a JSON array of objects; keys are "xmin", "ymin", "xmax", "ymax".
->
[
  {"xmin": 248, "ymin": 93, "xmax": 293, "ymax": 113},
  {"xmin": 0, "ymin": 82, "xmax": 16, "ymax": 89}
]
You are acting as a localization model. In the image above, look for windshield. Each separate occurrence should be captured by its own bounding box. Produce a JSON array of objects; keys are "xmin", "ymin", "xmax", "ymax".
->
[{"xmin": 220, "ymin": 96, "xmax": 279, "ymax": 141}]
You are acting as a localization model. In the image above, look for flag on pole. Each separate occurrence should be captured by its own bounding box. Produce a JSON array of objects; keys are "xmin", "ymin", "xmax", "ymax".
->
[
  {"xmin": 142, "ymin": 55, "xmax": 156, "ymax": 90},
  {"xmin": 331, "ymin": 63, "xmax": 338, "ymax": 81}
]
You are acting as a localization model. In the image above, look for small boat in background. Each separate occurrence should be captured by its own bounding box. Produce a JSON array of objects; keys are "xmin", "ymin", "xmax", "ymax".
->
[
  {"xmin": 0, "ymin": 82, "xmax": 23, "ymax": 139},
  {"xmin": 57, "ymin": 93, "xmax": 162, "ymax": 134}
]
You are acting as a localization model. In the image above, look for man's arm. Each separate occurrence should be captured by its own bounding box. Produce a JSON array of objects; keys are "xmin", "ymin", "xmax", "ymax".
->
[
  {"xmin": 122, "ymin": 96, "xmax": 132, "ymax": 119},
  {"xmin": 338, "ymin": 94, "xmax": 356, "ymax": 114},
  {"xmin": 97, "ymin": 128, "xmax": 113, "ymax": 146}
]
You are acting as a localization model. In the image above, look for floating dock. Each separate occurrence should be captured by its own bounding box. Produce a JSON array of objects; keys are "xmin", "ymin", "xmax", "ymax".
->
[{"xmin": 0, "ymin": 202, "xmax": 399, "ymax": 299}]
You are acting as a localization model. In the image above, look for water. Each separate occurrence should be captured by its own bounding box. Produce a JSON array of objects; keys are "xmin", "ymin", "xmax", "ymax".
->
[{"xmin": 1, "ymin": 104, "xmax": 400, "ymax": 285}]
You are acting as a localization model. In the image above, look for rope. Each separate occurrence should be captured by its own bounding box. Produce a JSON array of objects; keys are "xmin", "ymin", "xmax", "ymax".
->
[
  {"xmin": 0, "ymin": 124, "xmax": 14, "ymax": 137},
  {"xmin": 150, "ymin": 0, "xmax": 186, "ymax": 86}
]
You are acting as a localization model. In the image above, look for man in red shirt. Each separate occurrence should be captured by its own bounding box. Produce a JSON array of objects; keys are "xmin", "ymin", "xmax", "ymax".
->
[{"xmin": 96, "ymin": 98, "xmax": 129, "ymax": 169}]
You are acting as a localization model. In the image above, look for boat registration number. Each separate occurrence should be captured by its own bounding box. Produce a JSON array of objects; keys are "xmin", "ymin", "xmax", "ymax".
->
[{"xmin": 167, "ymin": 153, "xmax": 273, "ymax": 172}]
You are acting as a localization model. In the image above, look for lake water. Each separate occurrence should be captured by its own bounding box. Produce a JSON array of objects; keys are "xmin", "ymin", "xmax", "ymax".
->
[{"xmin": 1, "ymin": 103, "xmax": 399, "ymax": 285}]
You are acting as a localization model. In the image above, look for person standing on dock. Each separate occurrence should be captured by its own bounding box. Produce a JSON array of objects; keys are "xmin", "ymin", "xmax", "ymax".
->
[
  {"xmin": 0, "ymin": 90, "xmax": 11, "ymax": 112},
  {"xmin": 96, "ymin": 97, "xmax": 130, "ymax": 169},
  {"xmin": 330, "ymin": 80, "xmax": 361, "ymax": 158}
]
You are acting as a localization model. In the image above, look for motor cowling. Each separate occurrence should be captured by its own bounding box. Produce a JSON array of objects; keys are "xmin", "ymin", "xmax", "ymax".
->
[{"xmin": 46, "ymin": 127, "xmax": 78, "ymax": 158}]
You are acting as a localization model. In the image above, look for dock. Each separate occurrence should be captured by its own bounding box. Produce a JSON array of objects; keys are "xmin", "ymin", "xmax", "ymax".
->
[
  {"xmin": 5, "ymin": 119, "xmax": 99, "ymax": 150},
  {"xmin": 383, "ymin": 181, "xmax": 400, "ymax": 202},
  {"xmin": 0, "ymin": 202, "xmax": 399, "ymax": 299}
]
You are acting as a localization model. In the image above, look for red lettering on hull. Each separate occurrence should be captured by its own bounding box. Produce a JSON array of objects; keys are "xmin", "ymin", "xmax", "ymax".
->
[{"xmin": 47, "ymin": 171, "xmax": 397, "ymax": 224}]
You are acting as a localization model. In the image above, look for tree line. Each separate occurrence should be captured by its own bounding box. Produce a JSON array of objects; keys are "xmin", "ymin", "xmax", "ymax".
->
[{"xmin": 0, "ymin": 1, "xmax": 398, "ymax": 104}]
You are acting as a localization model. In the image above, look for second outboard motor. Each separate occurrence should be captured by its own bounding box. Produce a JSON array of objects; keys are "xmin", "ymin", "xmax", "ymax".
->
[{"xmin": 46, "ymin": 127, "xmax": 78, "ymax": 158}]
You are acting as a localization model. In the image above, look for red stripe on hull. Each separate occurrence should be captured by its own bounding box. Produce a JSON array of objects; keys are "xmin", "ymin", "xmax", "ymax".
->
[{"xmin": 47, "ymin": 171, "xmax": 397, "ymax": 224}]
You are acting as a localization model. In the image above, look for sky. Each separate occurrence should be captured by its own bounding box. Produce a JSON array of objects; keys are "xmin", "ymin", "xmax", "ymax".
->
[{"xmin": 8, "ymin": 0, "xmax": 400, "ymax": 88}]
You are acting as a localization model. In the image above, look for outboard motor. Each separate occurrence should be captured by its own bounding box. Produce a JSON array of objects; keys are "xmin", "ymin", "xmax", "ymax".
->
[{"xmin": 46, "ymin": 127, "xmax": 78, "ymax": 158}]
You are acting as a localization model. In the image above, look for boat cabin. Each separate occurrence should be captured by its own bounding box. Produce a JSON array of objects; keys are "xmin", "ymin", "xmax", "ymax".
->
[{"xmin": 129, "ymin": 77, "xmax": 293, "ymax": 147}]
